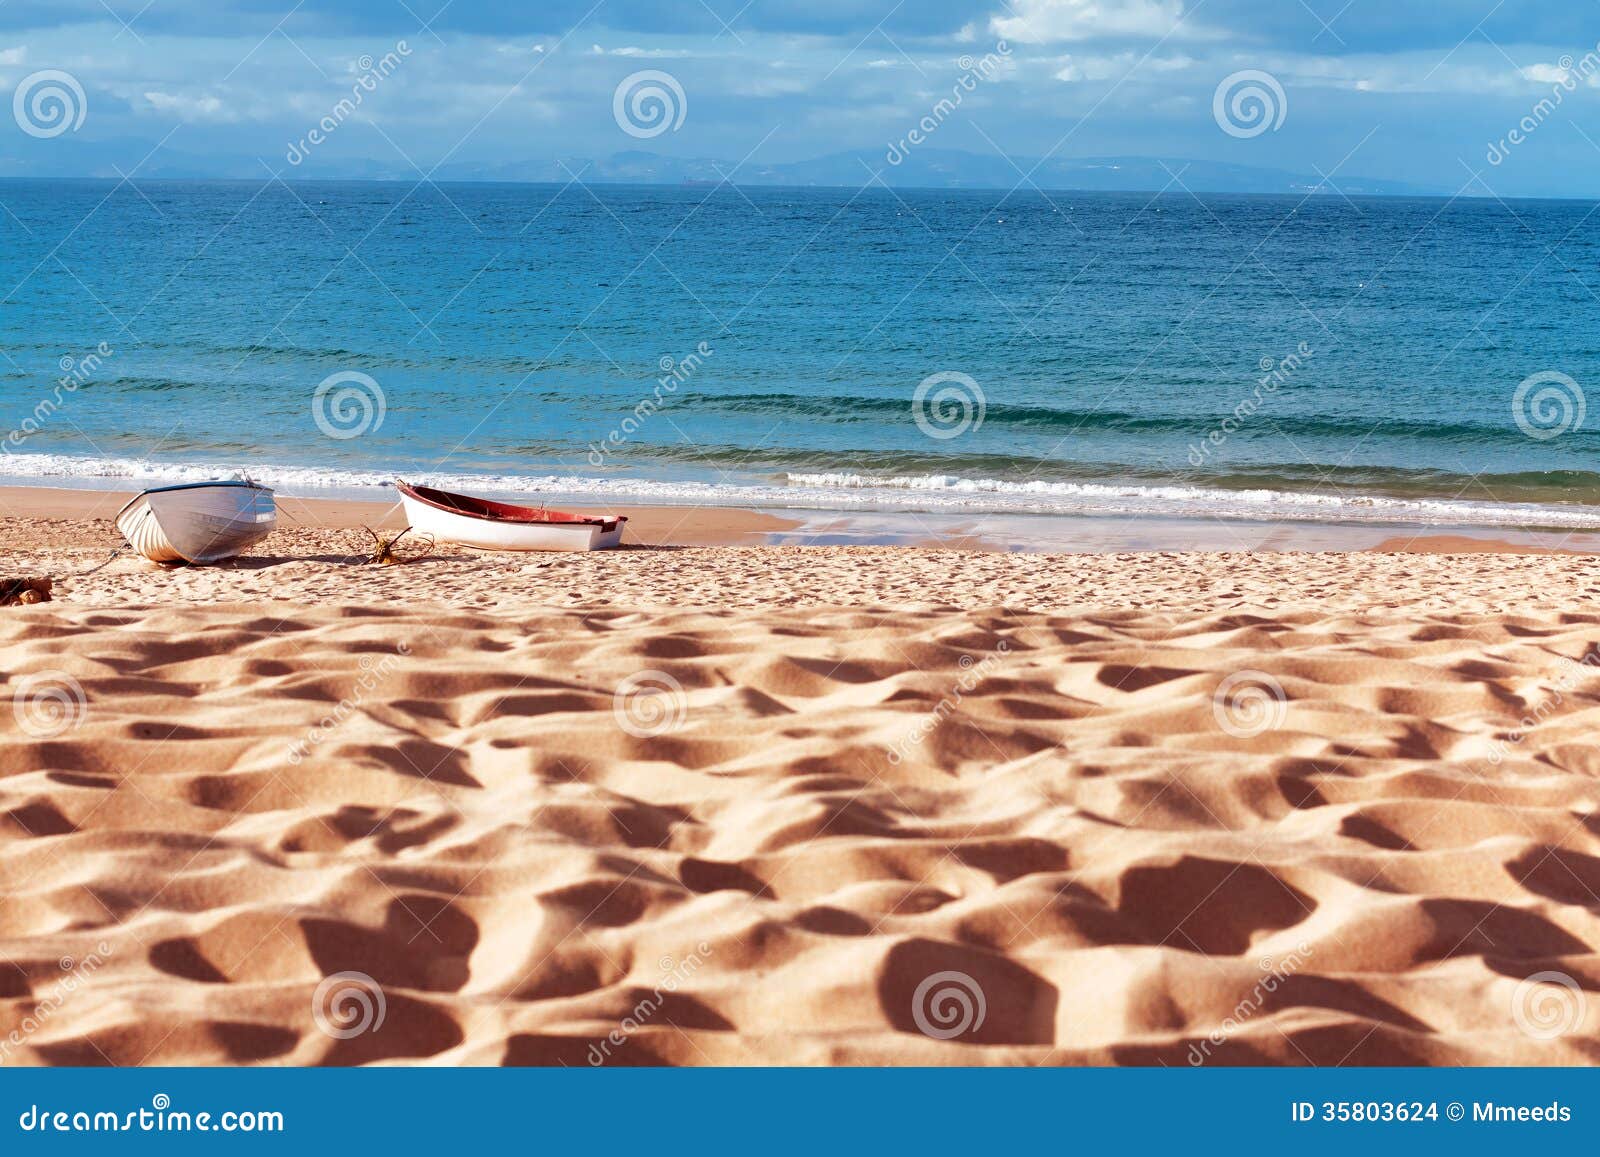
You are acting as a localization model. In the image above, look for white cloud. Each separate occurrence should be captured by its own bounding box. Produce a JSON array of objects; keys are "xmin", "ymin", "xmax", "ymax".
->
[
  {"xmin": 0, "ymin": 47, "xmax": 27, "ymax": 66},
  {"xmin": 728, "ymin": 72, "xmax": 814, "ymax": 96},
  {"xmin": 142, "ymin": 90, "xmax": 233, "ymax": 121},
  {"xmin": 590, "ymin": 43, "xmax": 691, "ymax": 58},
  {"xmin": 1054, "ymin": 51, "xmax": 1195, "ymax": 82},
  {"xmin": 1287, "ymin": 52, "xmax": 1532, "ymax": 94},
  {"xmin": 1522, "ymin": 63, "xmax": 1568, "ymax": 84},
  {"xmin": 1519, "ymin": 61, "xmax": 1599, "ymax": 88},
  {"xmin": 992, "ymin": 0, "xmax": 1214, "ymax": 44},
  {"xmin": 1037, "ymin": 43, "xmax": 1585, "ymax": 98}
]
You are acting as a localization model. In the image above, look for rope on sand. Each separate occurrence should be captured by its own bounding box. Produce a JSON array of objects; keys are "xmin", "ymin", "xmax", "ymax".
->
[{"xmin": 74, "ymin": 547, "xmax": 124, "ymax": 577}]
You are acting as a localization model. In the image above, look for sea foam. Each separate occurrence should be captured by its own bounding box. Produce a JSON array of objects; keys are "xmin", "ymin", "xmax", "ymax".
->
[{"xmin": 1, "ymin": 452, "xmax": 1596, "ymax": 529}]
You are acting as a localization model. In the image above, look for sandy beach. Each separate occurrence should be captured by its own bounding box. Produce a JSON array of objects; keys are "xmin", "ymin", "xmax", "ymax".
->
[{"xmin": 2, "ymin": 497, "xmax": 1599, "ymax": 1066}]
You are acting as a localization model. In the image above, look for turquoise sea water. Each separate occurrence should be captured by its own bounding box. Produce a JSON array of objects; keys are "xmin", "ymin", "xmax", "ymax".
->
[{"xmin": 3, "ymin": 178, "xmax": 1599, "ymax": 528}]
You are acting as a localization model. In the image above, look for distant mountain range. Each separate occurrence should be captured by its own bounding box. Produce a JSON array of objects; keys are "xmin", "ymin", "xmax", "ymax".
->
[{"xmin": 1, "ymin": 141, "xmax": 1445, "ymax": 197}]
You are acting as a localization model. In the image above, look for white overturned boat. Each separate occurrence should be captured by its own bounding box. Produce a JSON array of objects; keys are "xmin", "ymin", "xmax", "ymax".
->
[
  {"xmin": 396, "ymin": 481, "xmax": 626, "ymax": 552},
  {"xmin": 116, "ymin": 480, "xmax": 277, "ymax": 564}
]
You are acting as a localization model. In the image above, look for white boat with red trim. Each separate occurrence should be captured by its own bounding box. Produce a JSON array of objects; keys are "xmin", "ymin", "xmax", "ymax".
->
[{"xmin": 396, "ymin": 481, "xmax": 627, "ymax": 552}]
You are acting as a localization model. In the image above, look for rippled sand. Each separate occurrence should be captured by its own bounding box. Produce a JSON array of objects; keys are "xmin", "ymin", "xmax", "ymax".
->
[{"xmin": 2, "ymin": 521, "xmax": 1599, "ymax": 1065}]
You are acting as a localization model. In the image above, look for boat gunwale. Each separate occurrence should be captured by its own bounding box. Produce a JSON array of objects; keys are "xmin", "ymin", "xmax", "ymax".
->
[
  {"xmin": 396, "ymin": 481, "xmax": 627, "ymax": 532},
  {"xmin": 113, "ymin": 479, "xmax": 275, "ymax": 522}
]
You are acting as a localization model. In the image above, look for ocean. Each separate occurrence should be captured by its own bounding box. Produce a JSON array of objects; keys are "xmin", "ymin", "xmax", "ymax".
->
[{"xmin": 4, "ymin": 178, "xmax": 1599, "ymax": 532}]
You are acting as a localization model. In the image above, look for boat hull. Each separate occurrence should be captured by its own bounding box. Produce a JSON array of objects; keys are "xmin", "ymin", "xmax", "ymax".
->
[
  {"xmin": 397, "ymin": 485, "xmax": 625, "ymax": 552},
  {"xmin": 116, "ymin": 482, "xmax": 278, "ymax": 565}
]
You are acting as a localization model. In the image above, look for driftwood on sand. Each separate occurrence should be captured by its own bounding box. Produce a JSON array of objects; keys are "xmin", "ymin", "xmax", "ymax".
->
[{"xmin": 357, "ymin": 526, "xmax": 435, "ymax": 566}]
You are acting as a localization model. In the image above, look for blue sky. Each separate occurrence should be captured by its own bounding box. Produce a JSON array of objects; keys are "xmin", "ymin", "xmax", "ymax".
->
[{"xmin": 3, "ymin": 0, "xmax": 1600, "ymax": 196}]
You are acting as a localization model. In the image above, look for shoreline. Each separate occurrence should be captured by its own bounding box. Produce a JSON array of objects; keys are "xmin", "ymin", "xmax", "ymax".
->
[
  {"xmin": 4, "ymin": 519, "xmax": 1598, "ymax": 616},
  {"xmin": 0, "ymin": 485, "xmax": 801, "ymax": 548},
  {"xmin": 0, "ymin": 484, "xmax": 1595, "ymax": 555},
  {"xmin": 5, "ymin": 450, "xmax": 1600, "ymax": 545}
]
